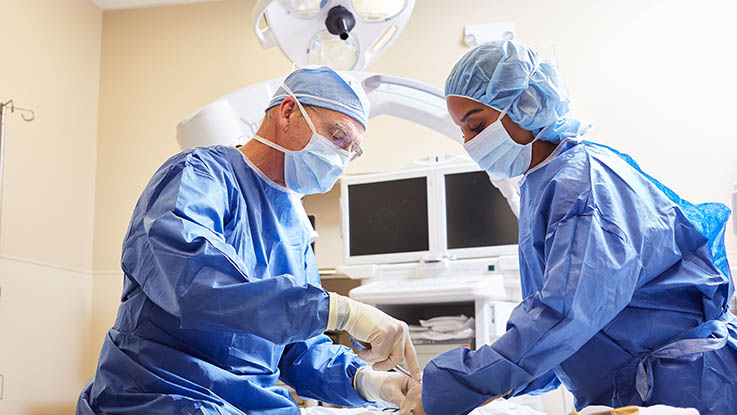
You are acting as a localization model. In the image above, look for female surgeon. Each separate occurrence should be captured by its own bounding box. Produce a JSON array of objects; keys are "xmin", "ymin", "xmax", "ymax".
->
[{"xmin": 399, "ymin": 40, "xmax": 737, "ymax": 415}]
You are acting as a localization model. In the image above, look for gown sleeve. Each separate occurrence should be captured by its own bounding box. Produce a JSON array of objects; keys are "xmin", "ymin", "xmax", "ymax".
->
[
  {"xmin": 278, "ymin": 335, "xmax": 368, "ymax": 407},
  {"xmin": 422, "ymin": 208, "xmax": 643, "ymax": 415},
  {"xmin": 121, "ymin": 154, "xmax": 330, "ymax": 344},
  {"xmin": 512, "ymin": 369, "xmax": 561, "ymax": 397},
  {"xmin": 277, "ymin": 234, "xmax": 368, "ymax": 407}
]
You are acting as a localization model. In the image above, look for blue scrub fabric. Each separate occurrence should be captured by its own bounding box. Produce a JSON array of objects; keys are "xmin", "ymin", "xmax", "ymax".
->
[
  {"xmin": 423, "ymin": 141, "xmax": 737, "ymax": 415},
  {"xmin": 77, "ymin": 146, "xmax": 367, "ymax": 415}
]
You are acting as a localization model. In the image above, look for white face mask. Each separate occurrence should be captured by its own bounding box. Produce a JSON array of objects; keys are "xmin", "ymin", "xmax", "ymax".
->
[{"xmin": 251, "ymin": 84, "xmax": 353, "ymax": 195}]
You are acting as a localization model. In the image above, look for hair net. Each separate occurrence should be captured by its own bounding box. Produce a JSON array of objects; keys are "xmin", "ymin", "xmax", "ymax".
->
[
  {"xmin": 445, "ymin": 40, "xmax": 589, "ymax": 143},
  {"xmin": 267, "ymin": 66, "xmax": 371, "ymax": 130}
]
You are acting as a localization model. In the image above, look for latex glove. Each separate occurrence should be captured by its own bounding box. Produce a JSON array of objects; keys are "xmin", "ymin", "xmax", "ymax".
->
[
  {"xmin": 327, "ymin": 293, "xmax": 421, "ymax": 379},
  {"xmin": 354, "ymin": 367, "xmax": 419, "ymax": 406},
  {"xmin": 400, "ymin": 382, "xmax": 425, "ymax": 415}
]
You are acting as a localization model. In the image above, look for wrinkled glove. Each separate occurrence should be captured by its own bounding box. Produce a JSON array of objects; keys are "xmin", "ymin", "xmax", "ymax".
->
[
  {"xmin": 354, "ymin": 367, "xmax": 418, "ymax": 406},
  {"xmin": 327, "ymin": 293, "xmax": 421, "ymax": 379}
]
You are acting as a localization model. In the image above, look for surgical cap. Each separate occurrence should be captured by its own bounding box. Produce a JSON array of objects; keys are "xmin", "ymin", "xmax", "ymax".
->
[
  {"xmin": 267, "ymin": 66, "xmax": 371, "ymax": 130},
  {"xmin": 445, "ymin": 40, "xmax": 589, "ymax": 143}
]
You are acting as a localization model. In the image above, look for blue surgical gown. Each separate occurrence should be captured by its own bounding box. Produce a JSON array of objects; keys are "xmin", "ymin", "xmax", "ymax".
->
[
  {"xmin": 423, "ymin": 140, "xmax": 737, "ymax": 415},
  {"xmin": 77, "ymin": 145, "xmax": 368, "ymax": 415}
]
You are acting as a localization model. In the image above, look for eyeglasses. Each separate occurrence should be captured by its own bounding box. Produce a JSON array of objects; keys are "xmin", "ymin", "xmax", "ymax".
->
[{"xmin": 308, "ymin": 106, "xmax": 364, "ymax": 161}]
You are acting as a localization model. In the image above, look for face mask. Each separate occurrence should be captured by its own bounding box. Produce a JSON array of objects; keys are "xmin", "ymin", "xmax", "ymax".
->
[
  {"xmin": 462, "ymin": 102, "xmax": 541, "ymax": 179},
  {"xmin": 461, "ymin": 61, "xmax": 556, "ymax": 179},
  {"xmin": 251, "ymin": 84, "xmax": 353, "ymax": 195}
]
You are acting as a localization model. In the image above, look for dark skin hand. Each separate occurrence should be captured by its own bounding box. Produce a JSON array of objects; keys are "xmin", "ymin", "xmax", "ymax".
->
[{"xmin": 446, "ymin": 95, "xmax": 557, "ymax": 172}]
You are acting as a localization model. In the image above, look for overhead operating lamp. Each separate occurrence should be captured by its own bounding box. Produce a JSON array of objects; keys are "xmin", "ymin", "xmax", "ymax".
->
[{"xmin": 251, "ymin": 0, "xmax": 415, "ymax": 70}]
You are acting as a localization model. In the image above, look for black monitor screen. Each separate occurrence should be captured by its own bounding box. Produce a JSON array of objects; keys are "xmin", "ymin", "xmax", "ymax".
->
[
  {"xmin": 445, "ymin": 171, "xmax": 518, "ymax": 249},
  {"xmin": 348, "ymin": 177, "xmax": 429, "ymax": 256}
]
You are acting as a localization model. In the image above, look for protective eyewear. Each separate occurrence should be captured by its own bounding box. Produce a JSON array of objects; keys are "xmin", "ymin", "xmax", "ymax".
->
[{"xmin": 309, "ymin": 106, "xmax": 364, "ymax": 160}]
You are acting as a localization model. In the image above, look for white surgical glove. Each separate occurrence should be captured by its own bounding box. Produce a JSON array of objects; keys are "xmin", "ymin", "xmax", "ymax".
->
[
  {"xmin": 354, "ymin": 367, "xmax": 417, "ymax": 406},
  {"xmin": 327, "ymin": 293, "xmax": 421, "ymax": 379}
]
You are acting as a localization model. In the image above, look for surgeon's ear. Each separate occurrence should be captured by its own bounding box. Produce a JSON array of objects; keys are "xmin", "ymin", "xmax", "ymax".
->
[
  {"xmin": 273, "ymin": 98, "xmax": 298, "ymax": 135},
  {"xmin": 278, "ymin": 98, "xmax": 298, "ymax": 123}
]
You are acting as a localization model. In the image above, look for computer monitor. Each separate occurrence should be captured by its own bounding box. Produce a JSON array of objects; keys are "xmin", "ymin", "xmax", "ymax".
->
[
  {"xmin": 442, "ymin": 167, "xmax": 518, "ymax": 259},
  {"xmin": 341, "ymin": 157, "xmax": 518, "ymax": 265},
  {"xmin": 341, "ymin": 167, "xmax": 436, "ymax": 265},
  {"xmin": 347, "ymin": 177, "xmax": 430, "ymax": 256}
]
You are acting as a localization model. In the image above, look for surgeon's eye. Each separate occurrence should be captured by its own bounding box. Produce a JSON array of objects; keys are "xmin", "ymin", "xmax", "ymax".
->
[
  {"xmin": 470, "ymin": 123, "xmax": 484, "ymax": 133},
  {"xmin": 330, "ymin": 128, "xmax": 351, "ymax": 147}
]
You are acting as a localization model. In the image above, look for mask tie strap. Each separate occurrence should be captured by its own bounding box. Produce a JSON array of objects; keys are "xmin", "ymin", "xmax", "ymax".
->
[
  {"xmin": 251, "ymin": 134, "xmax": 295, "ymax": 154},
  {"xmin": 528, "ymin": 122, "xmax": 553, "ymax": 147},
  {"xmin": 495, "ymin": 100, "xmax": 514, "ymax": 123}
]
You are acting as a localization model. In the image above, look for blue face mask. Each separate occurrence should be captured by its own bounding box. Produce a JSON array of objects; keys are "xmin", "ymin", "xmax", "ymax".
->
[
  {"xmin": 252, "ymin": 85, "xmax": 354, "ymax": 195},
  {"xmin": 460, "ymin": 61, "xmax": 557, "ymax": 179},
  {"xmin": 462, "ymin": 102, "xmax": 541, "ymax": 179}
]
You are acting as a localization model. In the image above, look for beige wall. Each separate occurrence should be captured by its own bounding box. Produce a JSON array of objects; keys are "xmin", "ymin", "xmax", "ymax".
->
[
  {"xmin": 92, "ymin": 0, "xmax": 293, "ymax": 272},
  {"xmin": 1, "ymin": 0, "xmax": 101, "ymax": 270},
  {"xmin": 0, "ymin": 258, "xmax": 92, "ymax": 415},
  {"xmin": 0, "ymin": 0, "xmax": 102, "ymax": 413}
]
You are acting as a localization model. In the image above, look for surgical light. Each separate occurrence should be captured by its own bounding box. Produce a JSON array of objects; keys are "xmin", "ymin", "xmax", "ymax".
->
[
  {"xmin": 277, "ymin": 0, "xmax": 322, "ymax": 18},
  {"xmin": 252, "ymin": 0, "xmax": 414, "ymax": 70},
  {"xmin": 353, "ymin": 0, "xmax": 406, "ymax": 22},
  {"xmin": 308, "ymin": 30, "xmax": 359, "ymax": 68}
]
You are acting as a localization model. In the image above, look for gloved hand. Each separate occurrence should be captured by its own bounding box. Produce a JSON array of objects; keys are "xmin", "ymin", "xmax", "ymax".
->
[
  {"xmin": 354, "ymin": 367, "xmax": 419, "ymax": 406},
  {"xmin": 327, "ymin": 293, "xmax": 421, "ymax": 379},
  {"xmin": 400, "ymin": 382, "xmax": 425, "ymax": 415}
]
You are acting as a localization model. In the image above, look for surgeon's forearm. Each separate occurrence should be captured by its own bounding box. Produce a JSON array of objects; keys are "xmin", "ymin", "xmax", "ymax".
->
[
  {"xmin": 421, "ymin": 345, "xmax": 527, "ymax": 415},
  {"xmin": 133, "ymin": 270, "xmax": 330, "ymax": 345},
  {"xmin": 172, "ymin": 268, "xmax": 332, "ymax": 344},
  {"xmin": 421, "ymin": 308, "xmax": 571, "ymax": 414},
  {"xmin": 279, "ymin": 336, "xmax": 368, "ymax": 406}
]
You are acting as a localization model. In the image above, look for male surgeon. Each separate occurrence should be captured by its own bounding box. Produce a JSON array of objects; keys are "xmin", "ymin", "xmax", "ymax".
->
[{"xmin": 78, "ymin": 66, "xmax": 420, "ymax": 415}]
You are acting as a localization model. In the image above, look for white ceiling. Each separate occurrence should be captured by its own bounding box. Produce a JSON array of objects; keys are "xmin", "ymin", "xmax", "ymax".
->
[{"xmin": 90, "ymin": 0, "xmax": 222, "ymax": 11}]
